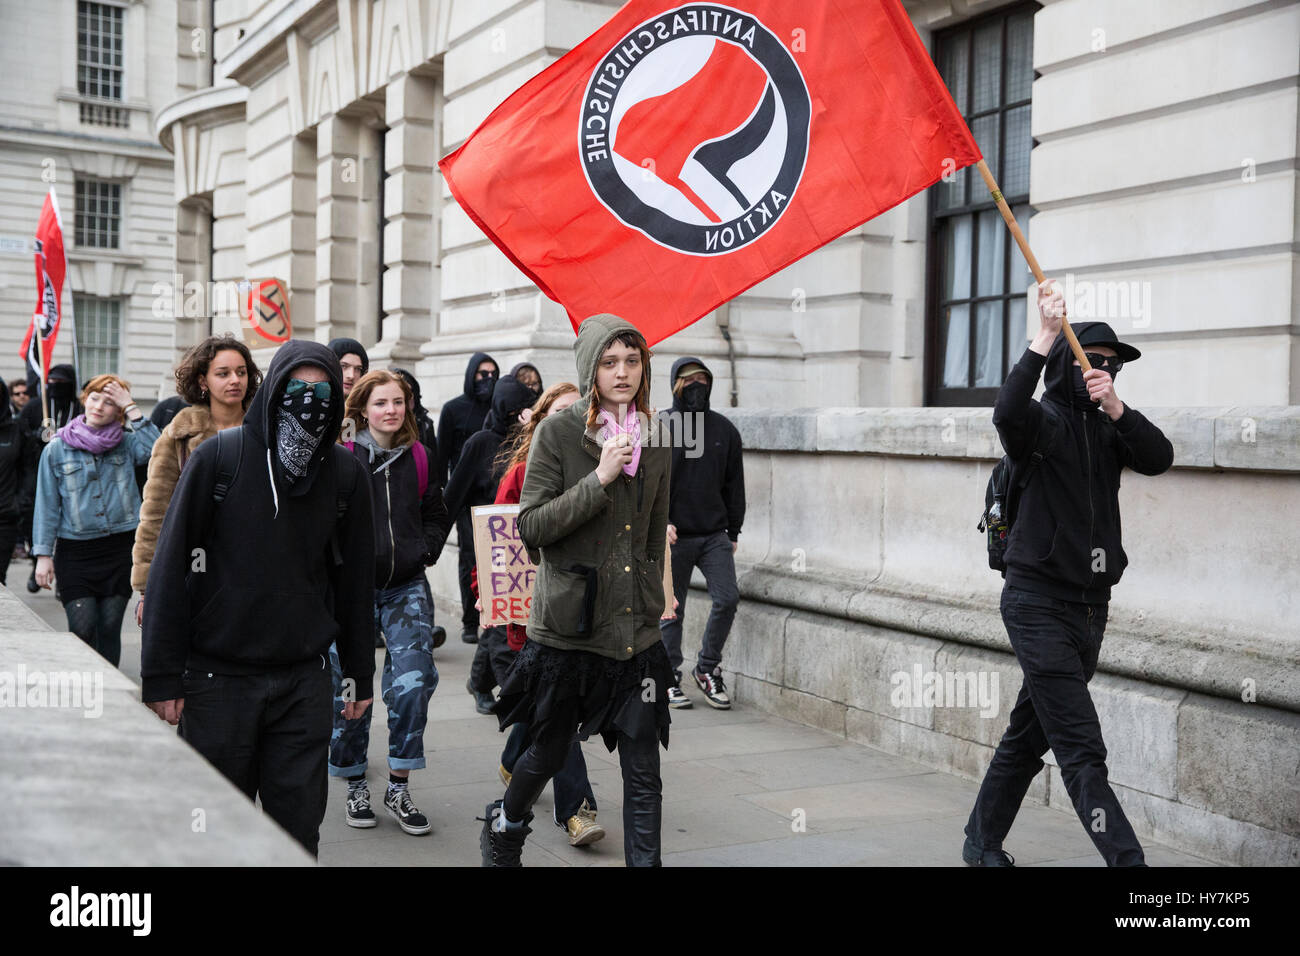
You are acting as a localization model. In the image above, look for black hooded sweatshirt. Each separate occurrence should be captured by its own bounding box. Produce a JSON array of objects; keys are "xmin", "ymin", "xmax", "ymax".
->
[
  {"xmin": 443, "ymin": 375, "xmax": 536, "ymax": 518},
  {"xmin": 389, "ymin": 367, "xmax": 439, "ymax": 473},
  {"xmin": 436, "ymin": 351, "xmax": 497, "ymax": 486},
  {"xmin": 21, "ymin": 364, "xmax": 82, "ymax": 530},
  {"xmin": 994, "ymin": 324, "xmax": 1174, "ymax": 604},
  {"xmin": 347, "ymin": 430, "xmax": 452, "ymax": 590},
  {"xmin": 140, "ymin": 340, "xmax": 376, "ymax": 703},
  {"xmin": 0, "ymin": 379, "xmax": 32, "ymax": 521},
  {"xmin": 658, "ymin": 356, "xmax": 746, "ymax": 540}
]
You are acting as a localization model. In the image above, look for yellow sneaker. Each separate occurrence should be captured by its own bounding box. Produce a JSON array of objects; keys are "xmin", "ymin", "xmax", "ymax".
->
[
  {"xmin": 499, "ymin": 764, "xmax": 512, "ymax": 787},
  {"xmin": 565, "ymin": 800, "xmax": 605, "ymax": 847}
]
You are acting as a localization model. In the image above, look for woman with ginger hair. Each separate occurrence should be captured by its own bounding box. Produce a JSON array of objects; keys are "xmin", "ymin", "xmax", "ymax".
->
[{"xmin": 33, "ymin": 373, "xmax": 160, "ymax": 666}]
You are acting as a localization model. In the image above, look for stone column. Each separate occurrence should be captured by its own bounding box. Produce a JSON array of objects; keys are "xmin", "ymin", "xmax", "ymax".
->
[
  {"xmin": 315, "ymin": 113, "xmax": 361, "ymax": 343},
  {"xmin": 374, "ymin": 72, "xmax": 437, "ymax": 363}
]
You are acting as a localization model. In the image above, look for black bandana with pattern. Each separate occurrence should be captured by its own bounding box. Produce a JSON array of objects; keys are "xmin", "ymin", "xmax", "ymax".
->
[{"xmin": 275, "ymin": 381, "xmax": 332, "ymax": 486}]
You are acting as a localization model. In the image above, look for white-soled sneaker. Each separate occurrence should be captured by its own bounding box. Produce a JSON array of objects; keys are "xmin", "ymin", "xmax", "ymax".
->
[
  {"xmin": 666, "ymin": 684, "xmax": 693, "ymax": 709},
  {"xmin": 345, "ymin": 785, "xmax": 377, "ymax": 828},
  {"xmin": 384, "ymin": 787, "xmax": 432, "ymax": 835},
  {"xmin": 692, "ymin": 666, "xmax": 731, "ymax": 709}
]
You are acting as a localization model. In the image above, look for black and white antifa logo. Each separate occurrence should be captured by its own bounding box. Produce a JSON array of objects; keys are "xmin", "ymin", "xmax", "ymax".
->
[{"xmin": 580, "ymin": 4, "xmax": 811, "ymax": 256}]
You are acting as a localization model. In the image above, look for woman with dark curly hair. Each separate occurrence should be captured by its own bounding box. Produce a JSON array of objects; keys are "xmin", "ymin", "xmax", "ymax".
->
[{"xmin": 131, "ymin": 336, "xmax": 261, "ymax": 625}]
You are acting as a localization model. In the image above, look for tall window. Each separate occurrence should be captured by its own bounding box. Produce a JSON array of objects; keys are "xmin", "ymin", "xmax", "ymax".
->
[
  {"xmin": 77, "ymin": 1, "xmax": 128, "ymax": 126},
  {"xmin": 926, "ymin": 4, "xmax": 1037, "ymax": 406},
  {"xmin": 74, "ymin": 296, "xmax": 122, "ymax": 380},
  {"xmin": 75, "ymin": 179, "xmax": 121, "ymax": 249}
]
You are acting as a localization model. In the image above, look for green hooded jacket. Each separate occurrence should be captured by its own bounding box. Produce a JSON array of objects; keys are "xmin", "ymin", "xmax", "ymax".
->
[{"xmin": 517, "ymin": 313, "xmax": 671, "ymax": 660}]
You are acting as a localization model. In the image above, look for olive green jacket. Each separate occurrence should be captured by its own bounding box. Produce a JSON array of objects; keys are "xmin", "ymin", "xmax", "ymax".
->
[{"xmin": 518, "ymin": 314, "xmax": 670, "ymax": 660}]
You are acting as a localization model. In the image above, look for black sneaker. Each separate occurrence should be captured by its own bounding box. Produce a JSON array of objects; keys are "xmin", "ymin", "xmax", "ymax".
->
[
  {"xmin": 692, "ymin": 666, "xmax": 731, "ymax": 709},
  {"xmin": 466, "ymin": 677, "xmax": 495, "ymax": 715},
  {"xmin": 962, "ymin": 836, "xmax": 1015, "ymax": 866},
  {"xmin": 461, "ymin": 628, "xmax": 479, "ymax": 644},
  {"xmin": 384, "ymin": 787, "xmax": 432, "ymax": 835},
  {"xmin": 478, "ymin": 799, "xmax": 532, "ymax": 867},
  {"xmin": 431, "ymin": 625, "xmax": 447, "ymax": 650},
  {"xmin": 345, "ymin": 785, "xmax": 377, "ymax": 829}
]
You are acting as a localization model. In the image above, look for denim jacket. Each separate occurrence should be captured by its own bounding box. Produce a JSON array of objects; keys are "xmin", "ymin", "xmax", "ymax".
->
[{"xmin": 32, "ymin": 418, "xmax": 160, "ymax": 555}]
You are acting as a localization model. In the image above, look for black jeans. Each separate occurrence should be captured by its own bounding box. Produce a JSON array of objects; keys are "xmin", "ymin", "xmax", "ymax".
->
[
  {"xmin": 965, "ymin": 585, "xmax": 1145, "ymax": 866},
  {"xmin": 503, "ymin": 695, "xmax": 662, "ymax": 866},
  {"xmin": 470, "ymin": 625, "xmax": 517, "ymax": 694},
  {"xmin": 64, "ymin": 594, "xmax": 128, "ymax": 667},
  {"xmin": 501, "ymin": 722, "xmax": 598, "ymax": 822},
  {"xmin": 0, "ymin": 515, "xmax": 16, "ymax": 586},
  {"xmin": 455, "ymin": 510, "xmax": 479, "ymax": 632},
  {"xmin": 659, "ymin": 531, "xmax": 739, "ymax": 683},
  {"xmin": 178, "ymin": 656, "xmax": 333, "ymax": 857}
]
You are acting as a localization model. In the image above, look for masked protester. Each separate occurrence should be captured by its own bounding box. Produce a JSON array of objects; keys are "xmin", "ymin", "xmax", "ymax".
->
[
  {"xmin": 436, "ymin": 352, "xmax": 499, "ymax": 643},
  {"xmin": 445, "ymin": 375, "xmax": 538, "ymax": 714},
  {"xmin": 0, "ymin": 380, "xmax": 34, "ymax": 585},
  {"xmin": 509, "ymin": 362, "xmax": 544, "ymax": 398},
  {"xmin": 963, "ymin": 280, "xmax": 1174, "ymax": 869},
  {"xmin": 328, "ymin": 337, "xmax": 370, "ymax": 398},
  {"xmin": 132, "ymin": 336, "xmax": 260, "ymax": 627},
  {"xmin": 331, "ymin": 370, "xmax": 452, "ymax": 836},
  {"xmin": 388, "ymin": 368, "xmax": 439, "ymax": 469},
  {"xmin": 140, "ymin": 341, "xmax": 376, "ymax": 857},
  {"xmin": 21, "ymin": 364, "xmax": 82, "ymax": 592},
  {"xmin": 657, "ymin": 358, "xmax": 745, "ymax": 709},
  {"xmin": 32, "ymin": 375, "xmax": 160, "ymax": 666},
  {"xmin": 481, "ymin": 314, "xmax": 674, "ymax": 867}
]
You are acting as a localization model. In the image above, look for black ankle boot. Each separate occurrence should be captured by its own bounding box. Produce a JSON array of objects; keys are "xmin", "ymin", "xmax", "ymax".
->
[
  {"xmin": 479, "ymin": 800, "xmax": 532, "ymax": 867},
  {"xmin": 962, "ymin": 836, "xmax": 1015, "ymax": 866}
]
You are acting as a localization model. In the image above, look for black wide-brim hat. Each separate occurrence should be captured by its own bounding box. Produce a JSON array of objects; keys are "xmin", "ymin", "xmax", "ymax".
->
[{"xmin": 1074, "ymin": 321, "xmax": 1142, "ymax": 363}]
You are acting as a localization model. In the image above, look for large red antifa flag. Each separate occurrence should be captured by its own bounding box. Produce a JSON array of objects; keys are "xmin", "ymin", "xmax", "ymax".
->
[
  {"xmin": 21, "ymin": 188, "xmax": 67, "ymax": 379},
  {"xmin": 440, "ymin": 0, "xmax": 982, "ymax": 345}
]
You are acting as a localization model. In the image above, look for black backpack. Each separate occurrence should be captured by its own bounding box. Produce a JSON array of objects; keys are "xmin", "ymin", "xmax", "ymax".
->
[
  {"xmin": 979, "ymin": 406, "xmax": 1060, "ymax": 572},
  {"xmin": 211, "ymin": 427, "xmax": 357, "ymax": 565}
]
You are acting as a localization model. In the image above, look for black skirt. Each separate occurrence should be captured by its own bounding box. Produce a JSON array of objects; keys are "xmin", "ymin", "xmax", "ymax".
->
[
  {"xmin": 495, "ymin": 638, "xmax": 673, "ymax": 752},
  {"xmin": 53, "ymin": 531, "xmax": 135, "ymax": 603}
]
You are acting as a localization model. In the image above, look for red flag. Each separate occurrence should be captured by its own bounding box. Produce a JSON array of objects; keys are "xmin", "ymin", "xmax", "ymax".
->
[
  {"xmin": 21, "ymin": 188, "xmax": 67, "ymax": 379},
  {"xmin": 440, "ymin": 0, "xmax": 981, "ymax": 345}
]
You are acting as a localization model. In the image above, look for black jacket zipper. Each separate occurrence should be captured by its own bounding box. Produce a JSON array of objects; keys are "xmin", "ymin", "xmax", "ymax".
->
[{"xmin": 1081, "ymin": 409, "xmax": 1094, "ymax": 601}]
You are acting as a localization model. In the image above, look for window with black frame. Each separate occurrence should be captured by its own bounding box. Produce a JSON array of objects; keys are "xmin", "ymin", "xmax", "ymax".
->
[
  {"xmin": 77, "ymin": 1, "xmax": 128, "ymax": 127},
  {"xmin": 926, "ymin": 3, "xmax": 1037, "ymax": 406},
  {"xmin": 75, "ymin": 179, "xmax": 122, "ymax": 249}
]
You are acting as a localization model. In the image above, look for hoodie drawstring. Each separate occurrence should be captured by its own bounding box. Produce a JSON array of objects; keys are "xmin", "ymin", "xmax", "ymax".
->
[{"xmin": 266, "ymin": 448, "xmax": 280, "ymax": 519}]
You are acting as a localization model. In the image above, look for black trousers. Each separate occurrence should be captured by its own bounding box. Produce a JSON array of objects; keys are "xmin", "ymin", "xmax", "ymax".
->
[
  {"xmin": 178, "ymin": 657, "xmax": 333, "ymax": 857},
  {"xmin": 965, "ymin": 585, "xmax": 1145, "ymax": 866},
  {"xmin": 503, "ymin": 695, "xmax": 663, "ymax": 866},
  {"xmin": 470, "ymin": 625, "xmax": 516, "ymax": 694},
  {"xmin": 0, "ymin": 515, "xmax": 16, "ymax": 586},
  {"xmin": 455, "ymin": 510, "xmax": 479, "ymax": 632}
]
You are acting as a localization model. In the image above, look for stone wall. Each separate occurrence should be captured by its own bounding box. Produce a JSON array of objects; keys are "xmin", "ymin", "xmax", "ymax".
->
[{"xmin": 427, "ymin": 404, "xmax": 1300, "ymax": 864}]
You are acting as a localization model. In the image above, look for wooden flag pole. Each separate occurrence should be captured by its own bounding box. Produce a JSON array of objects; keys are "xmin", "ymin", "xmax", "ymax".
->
[{"xmin": 974, "ymin": 159, "xmax": 1092, "ymax": 373}]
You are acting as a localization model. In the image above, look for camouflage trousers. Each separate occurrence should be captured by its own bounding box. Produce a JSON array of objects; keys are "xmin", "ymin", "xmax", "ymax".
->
[{"xmin": 328, "ymin": 578, "xmax": 440, "ymax": 775}]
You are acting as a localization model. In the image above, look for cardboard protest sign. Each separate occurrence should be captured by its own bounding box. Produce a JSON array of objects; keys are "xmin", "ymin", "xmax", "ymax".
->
[{"xmin": 472, "ymin": 504, "xmax": 535, "ymax": 627}]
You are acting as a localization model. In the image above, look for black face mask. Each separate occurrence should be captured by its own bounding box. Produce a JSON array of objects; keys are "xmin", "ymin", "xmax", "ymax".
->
[
  {"xmin": 474, "ymin": 376, "xmax": 495, "ymax": 400},
  {"xmin": 1071, "ymin": 364, "xmax": 1119, "ymax": 407},
  {"xmin": 275, "ymin": 382, "xmax": 332, "ymax": 485},
  {"xmin": 48, "ymin": 380, "xmax": 74, "ymax": 402},
  {"xmin": 680, "ymin": 381, "xmax": 709, "ymax": 412}
]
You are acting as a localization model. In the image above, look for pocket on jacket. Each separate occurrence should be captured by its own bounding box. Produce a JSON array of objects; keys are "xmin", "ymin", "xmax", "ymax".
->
[
  {"xmin": 534, "ymin": 562, "xmax": 595, "ymax": 640},
  {"xmin": 634, "ymin": 555, "xmax": 666, "ymax": 623},
  {"xmin": 57, "ymin": 460, "xmax": 85, "ymax": 492}
]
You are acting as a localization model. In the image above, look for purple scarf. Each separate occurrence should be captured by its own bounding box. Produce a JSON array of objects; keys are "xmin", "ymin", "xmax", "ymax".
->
[{"xmin": 57, "ymin": 414, "xmax": 124, "ymax": 455}]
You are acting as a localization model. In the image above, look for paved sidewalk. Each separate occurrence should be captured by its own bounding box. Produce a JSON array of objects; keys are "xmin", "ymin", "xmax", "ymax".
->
[{"xmin": 12, "ymin": 584, "xmax": 1216, "ymax": 867}]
